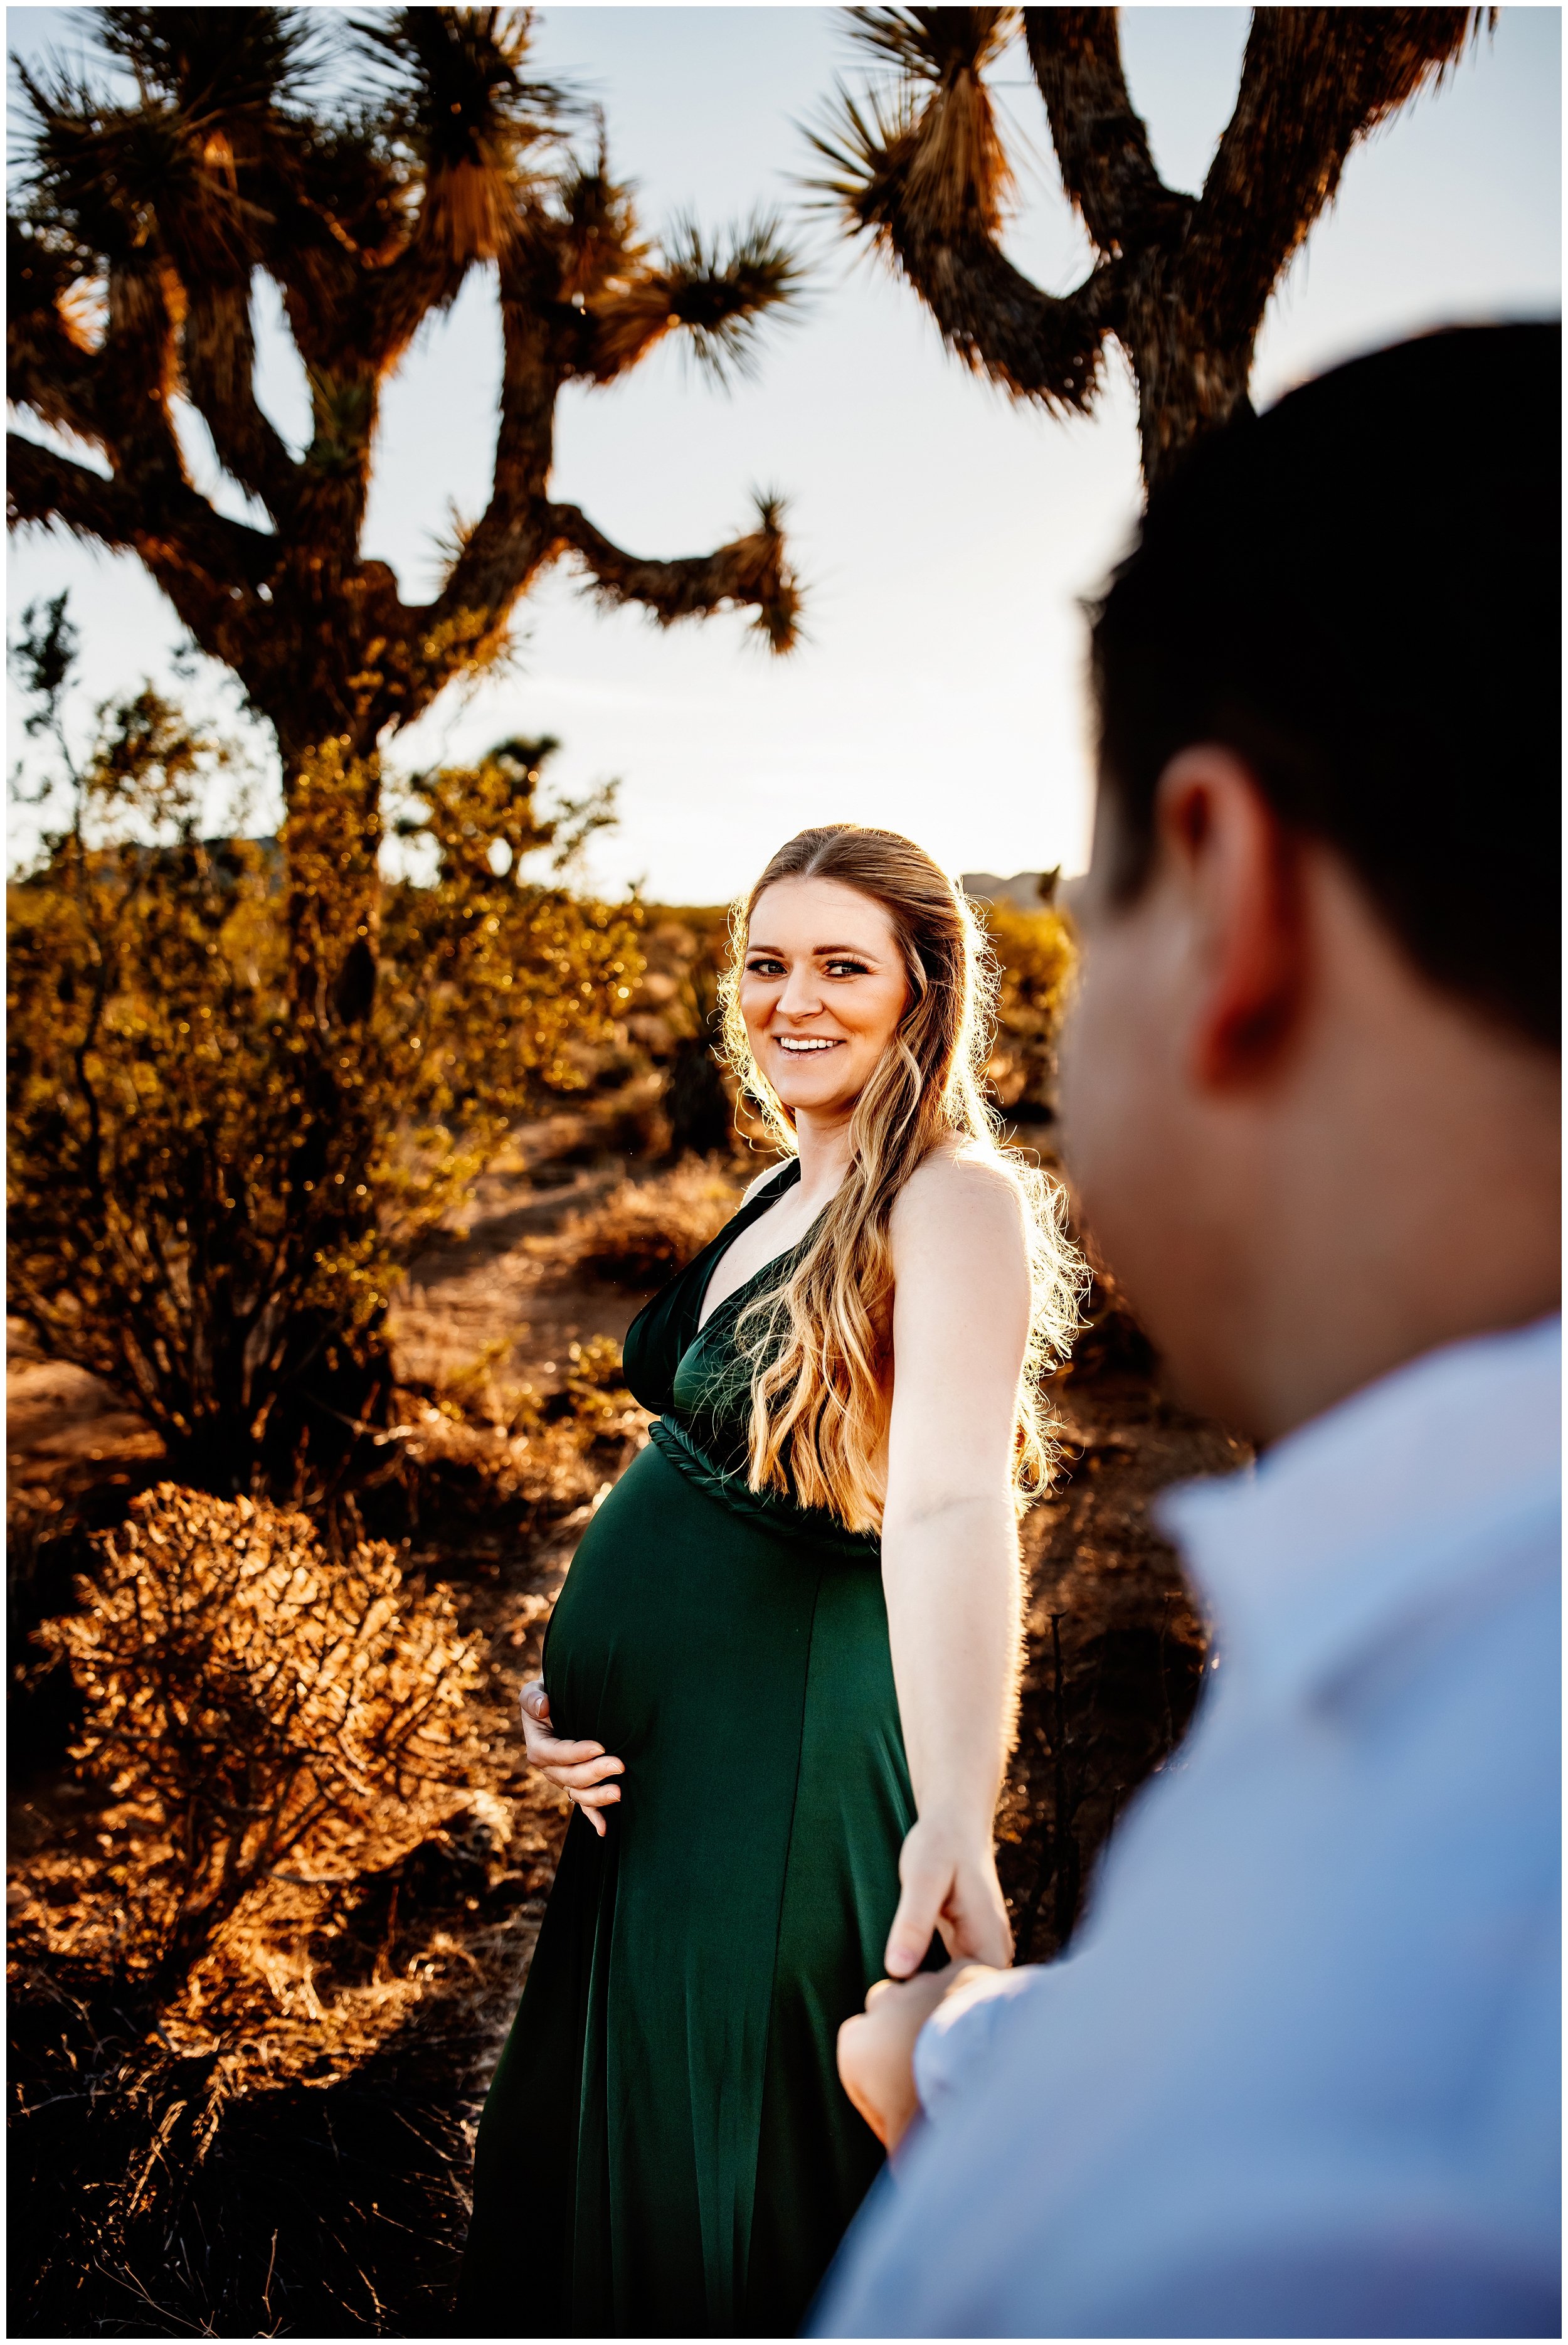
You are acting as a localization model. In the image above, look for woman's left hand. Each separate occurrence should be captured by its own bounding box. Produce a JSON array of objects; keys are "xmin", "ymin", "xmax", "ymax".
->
[{"xmin": 884, "ymin": 1812, "xmax": 1014, "ymax": 1979}]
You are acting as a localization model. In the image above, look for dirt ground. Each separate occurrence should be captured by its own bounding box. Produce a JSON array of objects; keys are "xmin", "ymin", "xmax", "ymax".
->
[{"xmin": 389, "ymin": 1114, "xmax": 655, "ymax": 1389}]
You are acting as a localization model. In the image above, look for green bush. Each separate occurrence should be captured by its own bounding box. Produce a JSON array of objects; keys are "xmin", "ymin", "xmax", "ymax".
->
[
  {"xmin": 7, "ymin": 600, "xmax": 642, "ymax": 1497},
  {"xmin": 983, "ymin": 901, "xmax": 1076, "ymax": 1117}
]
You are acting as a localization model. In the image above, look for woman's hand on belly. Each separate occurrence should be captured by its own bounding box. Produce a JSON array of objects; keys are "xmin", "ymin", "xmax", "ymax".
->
[{"xmin": 519, "ymin": 1679, "xmax": 625, "ymax": 1837}]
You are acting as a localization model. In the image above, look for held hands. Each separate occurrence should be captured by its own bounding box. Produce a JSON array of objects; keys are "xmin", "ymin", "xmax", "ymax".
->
[
  {"xmin": 883, "ymin": 1811, "xmax": 1013, "ymax": 1979},
  {"xmin": 518, "ymin": 1679, "xmax": 624, "ymax": 1837},
  {"xmin": 839, "ymin": 1815, "xmax": 1010, "ymax": 2152},
  {"xmin": 837, "ymin": 1963, "xmax": 1003, "ymax": 2151}
]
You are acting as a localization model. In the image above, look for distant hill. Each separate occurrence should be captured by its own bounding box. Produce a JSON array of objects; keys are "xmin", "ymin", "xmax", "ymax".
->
[{"xmin": 960, "ymin": 869, "xmax": 1060, "ymax": 913}]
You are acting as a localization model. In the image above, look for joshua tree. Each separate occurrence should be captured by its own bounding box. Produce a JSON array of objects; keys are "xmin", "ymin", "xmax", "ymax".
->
[
  {"xmin": 7, "ymin": 9, "xmax": 803, "ymax": 1487},
  {"xmin": 813, "ymin": 7, "xmax": 1488, "ymax": 487},
  {"xmin": 8, "ymin": 6, "xmax": 801, "ymax": 1006}
]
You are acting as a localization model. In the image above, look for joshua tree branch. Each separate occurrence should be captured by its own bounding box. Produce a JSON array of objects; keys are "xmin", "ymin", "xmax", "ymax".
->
[
  {"xmin": 421, "ymin": 241, "xmax": 564, "ymax": 644},
  {"xmin": 347, "ymin": 4, "xmax": 567, "ymax": 368},
  {"xmin": 428, "ymin": 239, "xmax": 559, "ymax": 625},
  {"xmin": 8, "ymin": 434, "xmax": 147, "ymax": 551},
  {"xmin": 908, "ymin": 235, "xmax": 1119, "ymax": 410},
  {"xmin": 8, "ymin": 433, "xmax": 275, "ymax": 604},
  {"xmin": 180, "ymin": 279, "xmax": 301, "ymax": 522},
  {"xmin": 585, "ymin": 215, "xmax": 802, "ymax": 386},
  {"xmin": 361, "ymin": 225, "xmax": 477, "ymax": 377},
  {"xmin": 425, "ymin": 509, "xmax": 554, "ymax": 665},
  {"xmin": 6, "ymin": 335, "xmax": 103, "ymax": 455},
  {"xmin": 7, "ymin": 241, "xmax": 106, "ymax": 450},
  {"xmin": 1022, "ymin": 10, "xmax": 1184, "ymax": 250},
  {"xmin": 812, "ymin": 91, "xmax": 1118, "ymax": 410},
  {"xmin": 250, "ymin": 178, "xmax": 367, "ymax": 381},
  {"xmin": 553, "ymin": 497, "xmax": 802, "ymax": 653},
  {"xmin": 1192, "ymin": 8, "xmax": 1486, "ymax": 341}
]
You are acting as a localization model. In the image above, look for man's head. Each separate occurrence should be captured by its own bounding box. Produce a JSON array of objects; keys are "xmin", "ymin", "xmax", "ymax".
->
[{"xmin": 1060, "ymin": 324, "xmax": 1561, "ymax": 1440}]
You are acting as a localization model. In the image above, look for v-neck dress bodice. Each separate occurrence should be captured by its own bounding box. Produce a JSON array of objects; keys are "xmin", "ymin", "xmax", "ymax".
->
[
  {"xmin": 458, "ymin": 1159, "xmax": 918, "ymax": 2338},
  {"xmin": 623, "ymin": 1158, "xmax": 879, "ymax": 1558}
]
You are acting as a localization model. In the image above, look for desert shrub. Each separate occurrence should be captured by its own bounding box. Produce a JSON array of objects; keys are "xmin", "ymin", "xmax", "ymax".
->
[
  {"xmin": 562, "ymin": 1154, "xmax": 751, "ymax": 1288},
  {"xmin": 558, "ymin": 1333, "xmax": 644, "ymax": 1420},
  {"xmin": 28, "ymin": 1484, "xmax": 491, "ymax": 2005},
  {"xmin": 387, "ymin": 1335, "xmax": 649, "ymax": 1544},
  {"xmin": 7, "ymin": 599, "xmax": 642, "ymax": 1497},
  {"xmin": 982, "ymin": 902, "xmax": 1077, "ymax": 1117}
]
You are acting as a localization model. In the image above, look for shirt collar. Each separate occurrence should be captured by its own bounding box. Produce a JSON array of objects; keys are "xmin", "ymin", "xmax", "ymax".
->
[{"xmin": 1158, "ymin": 1315, "xmax": 1561, "ymax": 1708}]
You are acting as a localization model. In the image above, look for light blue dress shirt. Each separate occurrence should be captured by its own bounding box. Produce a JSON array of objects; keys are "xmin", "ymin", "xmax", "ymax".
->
[{"xmin": 815, "ymin": 1316, "xmax": 1561, "ymax": 2338}]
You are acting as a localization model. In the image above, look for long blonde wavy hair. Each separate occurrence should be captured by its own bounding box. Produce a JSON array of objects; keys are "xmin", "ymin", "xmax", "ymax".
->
[{"xmin": 717, "ymin": 824, "xmax": 1086, "ymax": 1535}]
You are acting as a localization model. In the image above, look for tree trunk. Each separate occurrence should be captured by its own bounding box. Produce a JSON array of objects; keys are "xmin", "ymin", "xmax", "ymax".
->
[
  {"xmin": 267, "ymin": 692, "xmax": 386, "ymax": 1034},
  {"xmin": 1122, "ymin": 252, "xmax": 1256, "ymax": 491},
  {"xmin": 221, "ymin": 704, "xmax": 398, "ymax": 1502}
]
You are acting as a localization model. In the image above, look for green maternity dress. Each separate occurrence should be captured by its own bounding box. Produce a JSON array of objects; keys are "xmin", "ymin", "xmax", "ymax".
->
[{"xmin": 458, "ymin": 1160, "xmax": 923, "ymax": 2338}]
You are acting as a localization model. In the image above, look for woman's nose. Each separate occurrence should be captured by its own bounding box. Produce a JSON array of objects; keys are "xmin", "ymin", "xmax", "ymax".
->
[{"xmin": 777, "ymin": 965, "xmax": 823, "ymax": 1016}]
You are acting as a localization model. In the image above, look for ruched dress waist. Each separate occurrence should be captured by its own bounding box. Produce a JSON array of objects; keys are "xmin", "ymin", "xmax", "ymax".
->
[{"xmin": 645, "ymin": 1414, "xmax": 880, "ymax": 1564}]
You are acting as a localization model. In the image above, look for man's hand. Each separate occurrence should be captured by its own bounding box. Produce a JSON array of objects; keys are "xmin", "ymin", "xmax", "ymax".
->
[
  {"xmin": 838, "ymin": 1963, "xmax": 1002, "ymax": 2150},
  {"xmin": 518, "ymin": 1679, "xmax": 624, "ymax": 1837}
]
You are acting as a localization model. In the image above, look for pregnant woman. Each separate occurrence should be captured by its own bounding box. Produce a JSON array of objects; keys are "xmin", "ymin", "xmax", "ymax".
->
[{"xmin": 458, "ymin": 824, "xmax": 1082, "ymax": 2337}]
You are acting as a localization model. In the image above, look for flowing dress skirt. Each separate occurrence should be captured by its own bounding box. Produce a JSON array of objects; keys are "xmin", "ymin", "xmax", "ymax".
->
[{"xmin": 457, "ymin": 1435, "xmax": 917, "ymax": 2337}]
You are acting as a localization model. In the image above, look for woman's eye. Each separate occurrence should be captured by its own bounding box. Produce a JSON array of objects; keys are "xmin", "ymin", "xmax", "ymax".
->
[
  {"xmin": 746, "ymin": 958, "xmax": 785, "ymax": 977},
  {"xmin": 825, "ymin": 960, "xmax": 869, "ymax": 977}
]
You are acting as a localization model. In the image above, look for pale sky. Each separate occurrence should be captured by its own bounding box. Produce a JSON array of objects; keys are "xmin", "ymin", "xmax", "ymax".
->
[{"xmin": 6, "ymin": 4, "xmax": 1562, "ymax": 901}]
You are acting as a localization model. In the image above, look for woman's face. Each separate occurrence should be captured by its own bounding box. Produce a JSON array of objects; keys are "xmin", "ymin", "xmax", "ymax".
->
[{"xmin": 740, "ymin": 877, "xmax": 910, "ymax": 1121}]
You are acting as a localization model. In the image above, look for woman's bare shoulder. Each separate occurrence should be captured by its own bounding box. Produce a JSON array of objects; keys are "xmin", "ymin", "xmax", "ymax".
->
[{"xmin": 892, "ymin": 1138, "xmax": 1030, "ymax": 1248}]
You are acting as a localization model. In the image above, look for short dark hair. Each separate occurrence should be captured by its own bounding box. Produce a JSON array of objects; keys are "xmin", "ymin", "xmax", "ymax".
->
[{"xmin": 1090, "ymin": 323, "xmax": 1560, "ymax": 1048}]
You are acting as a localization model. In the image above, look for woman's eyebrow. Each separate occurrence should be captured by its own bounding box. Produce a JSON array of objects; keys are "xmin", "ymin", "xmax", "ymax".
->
[{"xmin": 745, "ymin": 942, "xmax": 881, "ymax": 958}]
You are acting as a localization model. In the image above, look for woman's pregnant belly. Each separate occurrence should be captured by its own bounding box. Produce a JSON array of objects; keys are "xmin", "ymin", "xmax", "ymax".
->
[
  {"xmin": 541, "ymin": 1435, "xmax": 918, "ymax": 1992},
  {"xmin": 542, "ymin": 1441, "xmax": 696, "ymax": 1758},
  {"xmin": 541, "ymin": 1438, "xmax": 834, "ymax": 1910},
  {"xmin": 543, "ymin": 1437, "xmax": 829, "ymax": 1757},
  {"xmin": 547, "ymin": 1430, "xmax": 911, "ymax": 1800}
]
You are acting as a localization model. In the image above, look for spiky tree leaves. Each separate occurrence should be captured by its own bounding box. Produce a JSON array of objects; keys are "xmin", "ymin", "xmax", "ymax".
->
[
  {"xmin": 8, "ymin": 5, "xmax": 803, "ymax": 779},
  {"xmin": 813, "ymin": 6, "xmax": 1489, "ymax": 485}
]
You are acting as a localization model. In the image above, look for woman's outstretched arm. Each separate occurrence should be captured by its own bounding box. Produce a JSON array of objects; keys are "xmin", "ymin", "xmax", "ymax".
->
[{"xmin": 880, "ymin": 1147, "xmax": 1033, "ymax": 1977}]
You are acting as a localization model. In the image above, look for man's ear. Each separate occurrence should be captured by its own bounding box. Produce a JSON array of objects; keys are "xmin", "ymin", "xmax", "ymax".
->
[{"xmin": 1153, "ymin": 745, "xmax": 1306, "ymax": 1090}]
